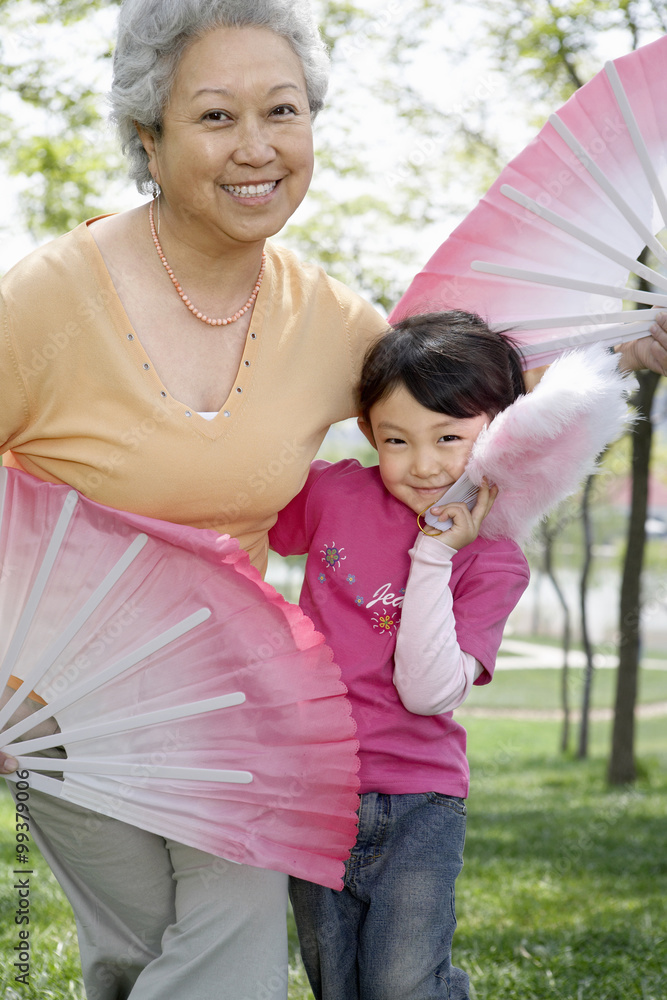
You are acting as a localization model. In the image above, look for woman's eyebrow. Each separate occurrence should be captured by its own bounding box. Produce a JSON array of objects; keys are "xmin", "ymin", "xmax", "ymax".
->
[{"xmin": 193, "ymin": 82, "xmax": 303, "ymax": 98}]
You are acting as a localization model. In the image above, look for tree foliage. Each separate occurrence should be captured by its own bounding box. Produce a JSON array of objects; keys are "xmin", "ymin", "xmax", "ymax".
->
[{"xmin": 0, "ymin": 0, "xmax": 123, "ymax": 238}]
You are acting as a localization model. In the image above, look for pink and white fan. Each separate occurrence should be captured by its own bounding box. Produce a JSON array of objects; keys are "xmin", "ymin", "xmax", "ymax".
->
[
  {"xmin": 0, "ymin": 467, "xmax": 359, "ymax": 890},
  {"xmin": 391, "ymin": 34, "xmax": 667, "ymax": 368}
]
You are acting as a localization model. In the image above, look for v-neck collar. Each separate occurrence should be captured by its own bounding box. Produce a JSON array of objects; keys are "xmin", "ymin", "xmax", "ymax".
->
[{"xmin": 81, "ymin": 218, "xmax": 271, "ymax": 441}]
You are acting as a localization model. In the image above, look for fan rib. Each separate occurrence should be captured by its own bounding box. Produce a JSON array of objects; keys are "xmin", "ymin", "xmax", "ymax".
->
[
  {"xmin": 506, "ymin": 309, "xmax": 661, "ymax": 331},
  {"xmin": 8, "ymin": 693, "xmax": 246, "ymax": 756},
  {"xmin": 499, "ymin": 184, "xmax": 667, "ymax": 292},
  {"xmin": 13, "ymin": 756, "xmax": 254, "ymax": 783},
  {"xmin": 0, "ymin": 469, "xmax": 6, "ymax": 532},
  {"xmin": 5, "ymin": 769, "xmax": 63, "ymax": 797},
  {"xmin": 605, "ymin": 58, "xmax": 667, "ymax": 229},
  {"xmin": 0, "ymin": 608, "xmax": 211, "ymax": 746},
  {"xmin": 471, "ymin": 260, "xmax": 667, "ymax": 308},
  {"xmin": 0, "ymin": 489, "xmax": 78, "ymax": 690},
  {"xmin": 548, "ymin": 113, "xmax": 667, "ymax": 268},
  {"xmin": 0, "ymin": 533, "xmax": 149, "ymax": 732},
  {"xmin": 517, "ymin": 322, "xmax": 650, "ymax": 358}
]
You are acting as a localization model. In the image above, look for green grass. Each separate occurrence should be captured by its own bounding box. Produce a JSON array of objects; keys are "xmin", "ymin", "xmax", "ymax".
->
[
  {"xmin": 1, "ymin": 675, "xmax": 665, "ymax": 999},
  {"xmin": 457, "ymin": 718, "xmax": 667, "ymax": 1000},
  {"xmin": 468, "ymin": 663, "xmax": 667, "ymax": 711}
]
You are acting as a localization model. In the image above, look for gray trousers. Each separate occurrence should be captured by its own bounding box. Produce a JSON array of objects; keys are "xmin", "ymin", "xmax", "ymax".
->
[{"xmin": 23, "ymin": 787, "xmax": 289, "ymax": 1000}]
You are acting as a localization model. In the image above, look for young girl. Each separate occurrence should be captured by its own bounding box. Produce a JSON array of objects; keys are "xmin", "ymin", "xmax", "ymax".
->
[{"xmin": 269, "ymin": 310, "xmax": 531, "ymax": 1000}]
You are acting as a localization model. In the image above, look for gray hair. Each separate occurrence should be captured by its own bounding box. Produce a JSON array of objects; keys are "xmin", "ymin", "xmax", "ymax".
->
[{"xmin": 109, "ymin": 0, "xmax": 330, "ymax": 192}]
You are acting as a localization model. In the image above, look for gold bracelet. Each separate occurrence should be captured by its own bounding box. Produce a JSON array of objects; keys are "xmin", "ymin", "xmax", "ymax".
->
[{"xmin": 416, "ymin": 505, "xmax": 443, "ymax": 536}]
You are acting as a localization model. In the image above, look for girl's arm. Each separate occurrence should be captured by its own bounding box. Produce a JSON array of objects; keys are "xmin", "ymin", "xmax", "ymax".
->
[
  {"xmin": 393, "ymin": 487, "xmax": 494, "ymax": 715},
  {"xmin": 393, "ymin": 533, "xmax": 483, "ymax": 716},
  {"xmin": 394, "ymin": 483, "xmax": 528, "ymax": 716}
]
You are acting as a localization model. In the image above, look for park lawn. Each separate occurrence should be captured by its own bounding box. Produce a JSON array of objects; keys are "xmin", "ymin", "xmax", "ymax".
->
[
  {"xmin": 455, "ymin": 716, "xmax": 667, "ymax": 1000},
  {"xmin": 1, "ymin": 674, "xmax": 665, "ymax": 1000},
  {"xmin": 467, "ymin": 661, "xmax": 667, "ymax": 711}
]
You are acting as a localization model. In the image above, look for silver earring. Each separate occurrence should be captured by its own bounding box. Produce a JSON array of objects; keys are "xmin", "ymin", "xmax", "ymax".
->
[{"xmin": 151, "ymin": 181, "xmax": 161, "ymax": 235}]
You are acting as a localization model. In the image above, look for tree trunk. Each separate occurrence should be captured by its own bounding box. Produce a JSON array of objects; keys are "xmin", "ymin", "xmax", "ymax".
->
[
  {"xmin": 540, "ymin": 520, "xmax": 572, "ymax": 753},
  {"xmin": 608, "ymin": 370, "xmax": 660, "ymax": 785},
  {"xmin": 577, "ymin": 475, "xmax": 596, "ymax": 759}
]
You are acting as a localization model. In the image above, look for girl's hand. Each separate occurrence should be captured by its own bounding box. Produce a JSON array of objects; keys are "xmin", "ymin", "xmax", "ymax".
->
[
  {"xmin": 617, "ymin": 313, "xmax": 667, "ymax": 375},
  {"xmin": 429, "ymin": 480, "xmax": 497, "ymax": 551}
]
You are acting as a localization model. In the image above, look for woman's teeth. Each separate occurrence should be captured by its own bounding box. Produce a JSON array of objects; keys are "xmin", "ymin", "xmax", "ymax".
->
[{"xmin": 222, "ymin": 182, "xmax": 277, "ymax": 197}]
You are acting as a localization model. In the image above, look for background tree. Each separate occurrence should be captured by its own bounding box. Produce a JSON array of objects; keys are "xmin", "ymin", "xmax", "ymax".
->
[
  {"xmin": 0, "ymin": 0, "xmax": 122, "ymax": 239},
  {"xmin": 537, "ymin": 515, "xmax": 574, "ymax": 752},
  {"xmin": 577, "ymin": 474, "xmax": 596, "ymax": 759},
  {"xmin": 475, "ymin": 0, "xmax": 665, "ymax": 781}
]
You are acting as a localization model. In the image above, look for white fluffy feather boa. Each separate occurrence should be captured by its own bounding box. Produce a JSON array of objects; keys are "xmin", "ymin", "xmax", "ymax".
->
[{"xmin": 466, "ymin": 345, "xmax": 633, "ymax": 543}]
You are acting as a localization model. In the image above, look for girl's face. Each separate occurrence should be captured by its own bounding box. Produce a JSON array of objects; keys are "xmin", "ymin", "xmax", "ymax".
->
[{"xmin": 359, "ymin": 386, "xmax": 490, "ymax": 515}]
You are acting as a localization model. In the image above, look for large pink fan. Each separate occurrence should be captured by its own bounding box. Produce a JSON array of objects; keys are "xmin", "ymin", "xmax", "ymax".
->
[
  {"xmin": 0, "ymin": 467, "xmax": 359, "ymax": 890},
  {"xmin": 391, "ymin": 34, "xmax": 667, "ymax": 368}
]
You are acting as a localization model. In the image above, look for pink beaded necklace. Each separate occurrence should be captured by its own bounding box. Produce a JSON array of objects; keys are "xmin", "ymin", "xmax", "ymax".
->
[{"xmin": 149, "ymin": 198, "xmax": 266, "ymax": 327}]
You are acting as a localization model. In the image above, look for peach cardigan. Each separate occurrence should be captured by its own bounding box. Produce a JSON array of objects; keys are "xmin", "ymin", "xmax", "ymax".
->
[{"xmin": 0, "ymin": 222, "xmax": 386, "ymax": 573}]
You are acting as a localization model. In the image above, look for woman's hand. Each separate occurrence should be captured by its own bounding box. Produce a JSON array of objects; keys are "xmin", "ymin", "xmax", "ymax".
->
[
  {"xmin": 429, "ymin": 480, "xmax": 497, "ymax": 551},
  {"xmin": 616, "ymin": 314, "xmax": 667, "ymax": 375},
  {"xmin": 1, "ymin": 683, "xmax": 60, "ymax": 774},
  {"xmin": 0, "ymin": 751, "xmax": 19, "ymax": 774}
]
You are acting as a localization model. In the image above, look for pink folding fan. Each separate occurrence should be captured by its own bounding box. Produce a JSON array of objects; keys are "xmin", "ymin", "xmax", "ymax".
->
[
  {"xmin": 0, "ymin": 467, "xmax": 359, "ymax": 890},
  {"xmin": 391, "ymin": 34, "xmax": 667, "ymax": 368}
]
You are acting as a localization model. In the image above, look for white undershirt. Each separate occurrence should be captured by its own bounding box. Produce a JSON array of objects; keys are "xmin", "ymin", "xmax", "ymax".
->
[
  {"xmin": 393, "ymin": 533, "xmax": 484, "ymax": 716},
  {"xmin": 197, "ymin": 411, "xmax": 219, "ymax": 421}
]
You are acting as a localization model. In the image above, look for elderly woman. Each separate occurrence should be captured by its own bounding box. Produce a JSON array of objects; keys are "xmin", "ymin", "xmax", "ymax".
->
[
  {"xmin": 0, "ymin": 1, "xmax": 386, "ymax": 998},
  {"xmin": 1, "ymin": 1, "xmax": 666, "ymax": 998}
]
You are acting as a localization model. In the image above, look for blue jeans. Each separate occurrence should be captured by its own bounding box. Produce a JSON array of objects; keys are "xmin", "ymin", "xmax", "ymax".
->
[{"xmin": 290, "ymin": 791, "xmax": 469, "ymax": 1000}]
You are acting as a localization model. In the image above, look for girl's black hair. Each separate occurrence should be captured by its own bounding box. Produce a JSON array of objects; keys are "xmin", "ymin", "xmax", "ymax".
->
[{"xmin": 358, "ymin": 311, "xmax": 525, "ymax": 424}]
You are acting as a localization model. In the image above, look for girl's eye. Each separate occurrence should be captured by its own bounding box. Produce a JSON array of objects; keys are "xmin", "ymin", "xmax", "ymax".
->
[
  {"xmin": 439, "ymin": 435, "xmax": 459, "ymax": 442},
  {"xmin": 385, "ymin": 437, "xmax": 405, "ymax": 445}
]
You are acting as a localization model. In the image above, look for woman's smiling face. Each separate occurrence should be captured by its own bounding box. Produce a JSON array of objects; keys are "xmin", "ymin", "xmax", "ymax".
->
[{"xmin": 139, "ymin": 24, "xmax": 315, "ymax": 251}]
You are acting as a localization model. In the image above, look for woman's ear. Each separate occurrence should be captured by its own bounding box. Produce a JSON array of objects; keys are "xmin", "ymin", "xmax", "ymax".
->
[
  {"xmin": 135, "ymin": 122, "xmax": 160, "ymax": 186},
  {"xmin": 357, "ymin": 416, "xmax": 377, "ymax": 449}
]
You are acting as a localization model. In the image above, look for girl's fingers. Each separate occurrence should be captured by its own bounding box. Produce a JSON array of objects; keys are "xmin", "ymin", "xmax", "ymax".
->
[{"xmin": 431, "ymin": 481, "xmax": 497, "ymax": 521}]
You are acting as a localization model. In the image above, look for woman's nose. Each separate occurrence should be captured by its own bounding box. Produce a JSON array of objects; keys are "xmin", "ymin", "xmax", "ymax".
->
[{"xmin": 232, "ymin": 118, "xmax": 276, "ymax": 166}]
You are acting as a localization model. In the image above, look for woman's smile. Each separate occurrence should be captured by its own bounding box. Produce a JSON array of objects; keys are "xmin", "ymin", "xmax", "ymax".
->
[{"xmin": 221, "ymin": 181, "xmax": 279, "ymax": 198}]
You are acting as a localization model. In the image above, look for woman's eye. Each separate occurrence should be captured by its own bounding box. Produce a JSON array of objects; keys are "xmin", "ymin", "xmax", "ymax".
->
[
  {"xmin": 202, "ymin": 110, "xmax": 231, "ymax": 123},
  {"xmin": 271, "ymin": 104, "xmax": 297, "ymax": 117}
]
